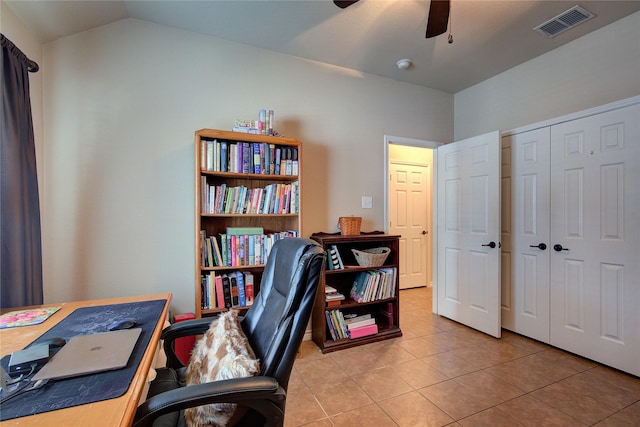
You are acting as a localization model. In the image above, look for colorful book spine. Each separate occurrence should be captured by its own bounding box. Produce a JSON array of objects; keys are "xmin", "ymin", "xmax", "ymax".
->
[
  {"xmin": 235, "ymin": 271, "xmax": 246, "ymax": 307},
  {"xmin": 243, "ymin": 272, "xmax": 254, "ymax": 306},
  {"xmin": 215, "ymin": 274, "xmax": 225, "ymax": 309}
]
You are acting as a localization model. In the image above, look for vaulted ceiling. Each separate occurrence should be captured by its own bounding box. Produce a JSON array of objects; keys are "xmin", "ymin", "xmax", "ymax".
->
[{"xmin": 6, "ymin": 0, "xmax": 639, "ymax": 93}]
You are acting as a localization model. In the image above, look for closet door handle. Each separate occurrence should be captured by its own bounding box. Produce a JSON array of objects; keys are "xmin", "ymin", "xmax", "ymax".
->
[
  {"xmin": 529, "ymin": 243, "xmax": 547, "ymax": 250},
  {"xmin": 553, "ymin": 244, "xmax": 569, "ymax": 252},
  {"xmin": 482, "ymin": 241, "xmax": 496, "ymax": 249}
]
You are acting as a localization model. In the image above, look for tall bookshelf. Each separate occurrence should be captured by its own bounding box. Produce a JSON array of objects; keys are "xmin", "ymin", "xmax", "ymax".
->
[
  {"xmin": 310, "ymin": 232, "xmax": 402, "ymax": 353},
  {"xmin": 195, "ymin": 129, "xmax": 302, "ymax": 318}
]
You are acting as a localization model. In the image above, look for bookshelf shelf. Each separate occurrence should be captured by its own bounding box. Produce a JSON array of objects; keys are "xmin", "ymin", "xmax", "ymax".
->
[
  {"xmin": 201, "ymin": 170, "xmax": 299, "ymax": 180},
  {"xmin": 195, "ymin": 129, "xmax": 302, "ymax": 318},
  {"xmin": 201, "ymin": 264, "xmax": 267, "ymax": 272},
  {"xmin": 201, "ymin": 213, "xmax": 299, "ymax": 218},
  {"xmin": 310, "ymin": 232, "xmax": 402, "ymax": 353}
]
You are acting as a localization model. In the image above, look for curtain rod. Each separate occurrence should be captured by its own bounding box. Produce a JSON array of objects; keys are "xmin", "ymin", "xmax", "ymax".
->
[
  {"xmin": 1, "ymin": 33, "xmax": 39, "ymax": 73},
  {"xmin": 28, "ymin": 59, "xmax": 39, "ymax": 73}
]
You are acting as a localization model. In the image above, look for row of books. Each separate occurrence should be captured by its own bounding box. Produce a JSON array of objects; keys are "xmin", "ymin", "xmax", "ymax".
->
[
  {"xmin": 200, "ymin": 139, "xmax": 298, "ymax": 176},
  {"xmin": 350, "ymin": 268, "xmax": 397, "ymax": 303},
  {"xmin": 201, "ymin": 180, "xmax": 299, "ymax": 215},
  {"xmin": 325, "ymin": 311, "xmax": 379, "ymax": 340},
  {"xmin": 201, "ymin": 270, "xmax": 255, "ymax": 310},
  {"xmin": 326, "ymin": 245, "xmax": 344, "ymax": 270},
  {"xmin": 201, "ymin": 230, "xmax": 298, "ymax": 267}
]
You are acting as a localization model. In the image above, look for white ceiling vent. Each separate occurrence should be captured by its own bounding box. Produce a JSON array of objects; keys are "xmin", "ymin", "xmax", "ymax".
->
[{"xmin": 534, "ymin": 5, "xmax": 595, "ymax": 38}]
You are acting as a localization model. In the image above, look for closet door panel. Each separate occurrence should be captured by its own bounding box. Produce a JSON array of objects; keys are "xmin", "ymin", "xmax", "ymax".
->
[
  {"xmin": 549, "ymin": 104, "xmax": 640, "ymax": 376},
  {"xmin": 501, "ymin": 128, "xmax": 551, "ymax": 342}
]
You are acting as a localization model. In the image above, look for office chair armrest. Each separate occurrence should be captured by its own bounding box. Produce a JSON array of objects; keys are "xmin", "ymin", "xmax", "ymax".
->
[
  {"xmin": 133, "ymin": 376, "xmax": 285, "ymax": 427},
  {"xmin": 161, "ymin": 317, "xmax": 212, "ymax": 369},
  {"xmin": 162, "ymin": 315, "xmax": 248, "ymax": 369}
]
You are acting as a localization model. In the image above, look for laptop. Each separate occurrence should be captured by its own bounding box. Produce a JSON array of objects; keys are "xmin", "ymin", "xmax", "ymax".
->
[{"xmin": 31, "ymin": 328, "xmax": 142, "ymax": 381}]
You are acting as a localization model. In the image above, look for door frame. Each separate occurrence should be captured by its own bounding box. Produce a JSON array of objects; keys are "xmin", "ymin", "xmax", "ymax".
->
[{"xmin": 384, "ymin": 135, "xmax": 443, "ymax": 304}]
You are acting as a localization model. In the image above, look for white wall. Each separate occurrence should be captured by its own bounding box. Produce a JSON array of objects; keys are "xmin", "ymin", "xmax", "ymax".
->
[
  {"xmin": 39, "ymin": 18, "xmax": 453, "ymax": 313},
  {"xmin": 454, "ymin": 11, "xmax": 640, "ymax": 140},
  {"xmin": 7, "ymin": 8, "xmax": 638, "ymax": 316}
]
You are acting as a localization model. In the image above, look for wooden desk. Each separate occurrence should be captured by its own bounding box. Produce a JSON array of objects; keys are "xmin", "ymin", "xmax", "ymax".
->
[{"xmin": 0, "ymin": 293, "xmax": 172, "ymax": 427}]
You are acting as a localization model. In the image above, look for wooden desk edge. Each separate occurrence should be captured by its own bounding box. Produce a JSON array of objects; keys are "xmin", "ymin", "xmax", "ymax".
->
[
  {"xmin": 0, "ymin": 293, "xmax": 173, "ymax": 427},
  {"xmin": 121, "ymin": 294, "xmax": 172, "ymax": 426}
]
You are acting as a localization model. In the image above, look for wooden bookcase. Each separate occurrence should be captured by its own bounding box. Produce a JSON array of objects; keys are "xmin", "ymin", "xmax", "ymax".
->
[
  {"xmin": 310, "ymin": 232, "xmax": 402, "ymax": 353},
  {"xmin": 195, "ymin": 129, "xmax": 302, "ymax": 318}
]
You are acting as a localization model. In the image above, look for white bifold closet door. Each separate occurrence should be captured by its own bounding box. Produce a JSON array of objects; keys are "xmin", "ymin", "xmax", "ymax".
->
[
  {"xmin": 549, "ymin": 104, "xmax": 640, "ymax": 376},
  {"xmin": 436, "ymin": 131, "xmax": 502, "ymax": 338},
  {"xmin": 501, "ymin": 127, "xmax": 551, "ymax": 343}
]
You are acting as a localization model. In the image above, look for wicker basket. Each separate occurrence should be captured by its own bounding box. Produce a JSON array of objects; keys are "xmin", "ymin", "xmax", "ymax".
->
[
  {"xmin": 351, "ymin": 247, "xmax": 391, "ymax": 267},
  {"xmin": 337, "ymin": 216, "xmax": 362, "ymax": 236}
]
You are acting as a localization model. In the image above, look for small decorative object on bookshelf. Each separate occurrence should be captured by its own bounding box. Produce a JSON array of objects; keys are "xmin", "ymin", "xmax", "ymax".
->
[
  {"xmin": 232, "ymin": 109, "xmax": 276, "ymax": 135},
  {"xmin": 195, "ymin": 129, "xmax": 302, "ymax": 318},
  {"xmin": 325, "ymin": 285, "xmax": 345, "ymax": 307},
  {"xmin": 326, "ymin": 245, "xmax": 345, "ymax": 270},
  {"xmin": 351, "ymin": 247, "xmax": 391, "ymax": 267},
  {"xmin": 311, "ymin": 232, "xmax": 401, "ymax": 352},
  {"xmin": 337, "ymin": 216, "xmax": 362, "ymax": 235}
]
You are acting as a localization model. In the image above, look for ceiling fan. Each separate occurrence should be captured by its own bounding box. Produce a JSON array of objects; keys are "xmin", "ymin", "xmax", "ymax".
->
[{"xmin": 333, "ymin": 0, "xmax": 451, "ymax": 39}]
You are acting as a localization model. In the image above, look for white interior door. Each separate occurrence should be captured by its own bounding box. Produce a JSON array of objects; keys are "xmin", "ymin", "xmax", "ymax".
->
[
  {"xmin": 389, "ymin": 162, "xmax": 429, "ymax": 289},
  {"xmin": 436, "ymin": 131, "xmax": 502, "ymax": 338},
  {"xmin": 549, "ymin": 104, "xmax": 640, "ymax": 375},
  {"xmin": 502, "ymin": 128, "xmax": 551, "ymax": 342}
]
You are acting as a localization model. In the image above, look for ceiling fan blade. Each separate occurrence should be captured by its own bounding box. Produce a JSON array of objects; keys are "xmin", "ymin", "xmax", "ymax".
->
[
  {"xmin": 425, "ymin": 0, "xmax": 450, "ymax": 38},
  {"xmin": 334, "ymin": 0, "xmax": 359, "ymax": 9}
]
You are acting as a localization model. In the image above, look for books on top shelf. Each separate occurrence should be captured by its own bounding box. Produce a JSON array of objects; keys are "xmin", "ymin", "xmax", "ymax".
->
[
  {"xmin": 201, "ymin": 230, "xmax": 298, "ymax": 268},
  {"xmin": 201, "ymin": 180, "xmax": 300, "ymax": 215},
  {"xmin": 200, "ymin": 270, "xmax": 255, "ymax": 310},
  {"xmin": 200, "ymin": 139, "xmax": 298, "ymax": 177},
  {"xmin": 325, "ymin": 310, "xmax": 379, "ymax": 340},
  {"xmin": 350, "ymin": 268, "xmax": 397, "ymax": 303}
]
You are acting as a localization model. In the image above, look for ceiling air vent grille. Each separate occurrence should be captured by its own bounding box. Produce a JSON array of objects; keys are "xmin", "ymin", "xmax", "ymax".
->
[{"xmin": 534, "ymin": 5, "xmax": 595, "ymax": 38}]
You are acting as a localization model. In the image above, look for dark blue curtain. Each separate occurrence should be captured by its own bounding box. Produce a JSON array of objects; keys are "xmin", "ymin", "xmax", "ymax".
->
[{"xmin": 1, "ymin": 34, "xmax": 42, "ymax": 308}]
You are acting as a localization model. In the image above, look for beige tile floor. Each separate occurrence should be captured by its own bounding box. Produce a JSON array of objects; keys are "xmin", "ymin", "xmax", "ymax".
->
[{"xmin": 285, "ymin": 286, "xmax": 640, "ymax": 426}]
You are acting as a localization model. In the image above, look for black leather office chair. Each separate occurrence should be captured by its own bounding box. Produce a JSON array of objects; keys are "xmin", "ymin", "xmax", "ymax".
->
[{"xmin": 133, "ymin": 238, "xmax": 326, "ymax": 427}]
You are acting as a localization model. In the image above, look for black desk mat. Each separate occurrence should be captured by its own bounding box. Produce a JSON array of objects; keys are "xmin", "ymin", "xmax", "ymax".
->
[{"xmin": 0, "ymin": 299, "xmax": 167, "ymax": 421}]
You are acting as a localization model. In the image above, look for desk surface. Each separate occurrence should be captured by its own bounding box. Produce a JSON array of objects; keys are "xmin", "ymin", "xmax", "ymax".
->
[{"xmin": 0, "ymin": 293, "xmax": 172, "ymax": 427}]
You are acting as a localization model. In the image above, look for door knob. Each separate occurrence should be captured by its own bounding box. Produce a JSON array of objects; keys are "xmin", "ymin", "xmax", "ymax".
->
[
  {"xmin": 553, "ymin": 244, "xmax": 569, "ymax": 252},
  {"xmin": 482, "ymin": 241, "xmax": 496, "ymax": 249},
  {"xmin": 529, "ymin": 243, "xmax": 547, "ymax": 250},
  {"xmin": 422, "ymin": 230, "xmax": 428, "ymax": 235}
]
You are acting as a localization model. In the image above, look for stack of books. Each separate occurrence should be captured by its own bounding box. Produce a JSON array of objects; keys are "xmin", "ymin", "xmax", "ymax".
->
[
  {"xmin": 325, "ymin": 310, "xmax": 378, "ymax": 340},
  {"xmin": 232, "ymin": 119, "xmax": 261, "ymax": 134},
  {"xmin": 345, "ymin": 314, "xmax": 378, "ymax": 339},
  {"xmin": 325, "ymin": 285, "xmax": 345, "ymax": 307}
]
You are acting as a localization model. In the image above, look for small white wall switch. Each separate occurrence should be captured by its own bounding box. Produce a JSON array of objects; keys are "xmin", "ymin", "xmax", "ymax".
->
[{"xmin": 362, "ymin": 196, "xmax": 373, "ymax": 209}]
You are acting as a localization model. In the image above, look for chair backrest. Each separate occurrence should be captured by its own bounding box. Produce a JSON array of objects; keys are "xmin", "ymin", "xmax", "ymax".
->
[{"xmin": 241, "ymin": 238, "xmax": 325, "ymax": 391}]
